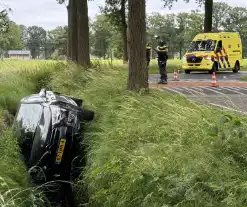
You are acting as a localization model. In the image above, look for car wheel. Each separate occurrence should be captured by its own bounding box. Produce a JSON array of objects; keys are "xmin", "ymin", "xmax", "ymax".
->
[
  {"xmin": 185, "ymin": 70, "xmax": 190, "ymax": 74},
  {"xmin": 233, "ymin": 61, "xmax": 240, "ymax": 73}
]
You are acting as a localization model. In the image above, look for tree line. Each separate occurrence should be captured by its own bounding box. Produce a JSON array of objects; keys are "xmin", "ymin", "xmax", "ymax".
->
[
  {"xmin": 1, "ymin": 0, "xmax": 246, "ymax": 91},
  {"xmin": 2, "ymin": 2, "xmax": 246, "ymax": 60}
]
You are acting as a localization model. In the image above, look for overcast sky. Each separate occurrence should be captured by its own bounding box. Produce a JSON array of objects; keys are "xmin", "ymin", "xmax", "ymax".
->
[{"xmin": 1, "ymin": 0, "xmax": 247, "ymax": 30}]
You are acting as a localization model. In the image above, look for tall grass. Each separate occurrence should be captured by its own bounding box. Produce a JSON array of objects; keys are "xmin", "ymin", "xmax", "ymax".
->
[
  {"xmin": 1, "ymin": 59, "xmax": 247, "ymax": 206},
  {"xmin": 0, "ymin": 61, "xmax": 62, "ymax": 207},
  {"xmin": 48, "ymin": 63, "xmax": 247, "ymax": 206}
]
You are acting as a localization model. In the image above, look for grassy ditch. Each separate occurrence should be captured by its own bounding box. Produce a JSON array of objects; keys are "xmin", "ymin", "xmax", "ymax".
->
[
  {"xmin": 1, "ymin": 60, "xmax": 247, "ymax": 206},
  {"xmin": 0, "ymin": 62, "xmax": 61, "ymax": 207},
  {"xmin": 48, "ymin": 63, "xmax": 247, "ymax": 207}
]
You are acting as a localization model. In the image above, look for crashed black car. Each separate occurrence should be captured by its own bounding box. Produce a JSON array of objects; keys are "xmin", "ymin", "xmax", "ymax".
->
[{"xmin": 12, "ymin": 89, "xmax": 94, "ymax": 207}]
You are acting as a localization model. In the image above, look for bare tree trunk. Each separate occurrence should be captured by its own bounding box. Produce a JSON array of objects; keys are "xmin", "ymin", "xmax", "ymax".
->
[
  {"xmin": 127, "ymin": 0, "xmax": 148, "ymax": 92},
  {"xmin": 71, "ymin": 0, "xmax": 78, "ymax": 62},
  {"xmin": 67, "ymin": 1, "xmax": 72, "ymax": 59},
  {"xmin": 77, "ymin": 0, "xmax": 90, "ymax": 67},
  {"xmin": 179, "ymin": 42, "xmax": 182, "ymax": 60},
  {"xmin": 121, "ymin": 0, "xmax": 128, "ymax": 64},
  {"xmin": 204, "ymin": 0, "xmax": 213, "ymax": 32}
]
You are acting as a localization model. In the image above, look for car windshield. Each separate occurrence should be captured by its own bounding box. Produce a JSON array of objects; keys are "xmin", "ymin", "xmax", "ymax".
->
[
  {"xmin": 187, "ymin": 40, "xmax": 216, "ymax": 52},
  {"xmin": 13, "ymin": 103, "xmax": 43, "ymax": 139}
]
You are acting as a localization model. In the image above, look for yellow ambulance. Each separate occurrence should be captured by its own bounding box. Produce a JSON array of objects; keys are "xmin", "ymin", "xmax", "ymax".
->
[{"xmin": 182, "ymin": 32, "xmax": 243, "ymax": 74}]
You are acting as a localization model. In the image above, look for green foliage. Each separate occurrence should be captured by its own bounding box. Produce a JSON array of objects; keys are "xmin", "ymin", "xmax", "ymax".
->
[
  {"xmin": 222, "ymin": 6, "xmax": 247, "ymax": 57},
  {"xmin": 101, "ymin": 0, "xmax": 127, "ymax": 29},
  {"xmin": 0, "ymin": 128, "xmax": 46, "ymax": 207},
  {"xmin": 91, "ymin": 14, "xmax": 115, "ymax": 58},
  {"xmin": 0, "ymin": 62, "xmax": 61, "ymax": 206},
  {"xmin": 48, "ymin": 26, "xmax": 67, "ymax": 57},
  {"xmin": 147, "ymin": 10, "xmax": 203, "ymax": 58},
  {"xmin": 18, "ymin": 25, "xmax": 28, "ymax": 49},
  {"xmin": 162, "ymin": 0, "xmax": 204, "ymax": 9},
  {"xmin": 47, "ymin": 62, "xmax": 247, "ymax": 207},
  {"xmin": 26, "ymin": 26, "xmax": 47, "ymax": 59},
  {"xmin": 0, "ymin": 21, "xmax": 23, "ymax": 52},
  {"xmin": 0, "ymin": 9, "xmax": 9, "ymax": 32},
  {"xmin": 0, "ymin": 10, "xmax": 21, "ymax": 56},
  {"xmin": 2, "ymin": 60, "xmax": 247, "ymax": 206},
  {"xmin": 0, "ymin": 61, "xmax": 59, "ymax": 114},
  {"xmin": 212, "ymin": 2, "xmax": 230, "ymax": 31}
]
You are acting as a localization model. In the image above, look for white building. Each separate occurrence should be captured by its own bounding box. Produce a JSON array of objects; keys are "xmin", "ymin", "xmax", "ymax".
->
[{"xmin": 7, "ymin": 50, "xmax": 31, "ymax": 60}]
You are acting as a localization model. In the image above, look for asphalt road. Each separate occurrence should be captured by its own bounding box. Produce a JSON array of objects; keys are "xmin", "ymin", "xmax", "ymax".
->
[
  {"xmin": 149, "ymin": 71, "xmax": 247, "ymax": 82},
  {"xmin": 150, "ymin": 71, "xmax": 247, "ymax": 114}
]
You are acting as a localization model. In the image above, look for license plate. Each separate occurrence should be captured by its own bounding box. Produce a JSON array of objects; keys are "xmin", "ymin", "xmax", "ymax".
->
[{"xmin": 55, "ymin": 138, "xmax": 66, "ymax": 165}]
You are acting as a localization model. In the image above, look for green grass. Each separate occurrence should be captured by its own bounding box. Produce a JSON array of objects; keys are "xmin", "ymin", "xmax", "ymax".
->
[
  {"xmin": 241, "ymin": 76, "xmax": 247, "ymax": 81},
  {"xmin": 0, "ymin": 62, "xmax": 62, "ymax": 207},
  {"xmin": 242, "ymin": 59, "xmax": 247, "ymax": 70},
  {"xmin": 2, "ymin": 60, "xmax": 247, "ymax": 206},
  {"xmin": 48, "ymin": 63, "xmax": 247, "ymax": 206}
]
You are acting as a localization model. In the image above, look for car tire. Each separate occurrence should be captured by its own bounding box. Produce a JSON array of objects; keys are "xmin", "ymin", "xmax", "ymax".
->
[
  {"xmin": 78, "ymin": 109, "xmax": 95, "ymax": 122},
  {"xmin": 233, "ymin": 61, "xmax": 240, "ymax": 73},
  {"xmin": 185, "ymin": 70, "xmax": 190, "ymax": 74}
]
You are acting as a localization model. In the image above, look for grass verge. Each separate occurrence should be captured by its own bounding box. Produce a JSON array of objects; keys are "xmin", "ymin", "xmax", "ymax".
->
[
  {"xmin": 1, "ymin": 59, "xmax": 247, "ymax": 206},
  {"xmin": 0, "ymin": 62, "xmax": 62, "ymax": 206},
  {"xmin": 48, "ymin": 63, "xmax": 247, "ymax": 207},
  {"xmin": 241, "ymin": 76, "xmax": 247, "ymax": 81}
]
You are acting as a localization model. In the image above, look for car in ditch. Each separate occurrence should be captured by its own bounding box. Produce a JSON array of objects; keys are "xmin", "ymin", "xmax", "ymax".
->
[{"xmin": 12, "ymin": 88, "xmax": 95, "ymax": 207}]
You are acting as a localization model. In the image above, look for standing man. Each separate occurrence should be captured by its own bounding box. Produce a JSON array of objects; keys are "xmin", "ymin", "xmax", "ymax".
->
[
  {"xmin": 154, "ymin": 40, "xmax": 169, "ymax": 84},
  {"xmin": 146, "ymin": 43, "xmax": 152, "ymax": 67}
]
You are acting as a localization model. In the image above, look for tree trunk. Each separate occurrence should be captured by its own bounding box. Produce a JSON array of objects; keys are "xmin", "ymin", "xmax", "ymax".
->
[
  {"xmin": 67, "ymin": 2, "xmax": 72, "ymax": 59},
  {"xmin": 71, "ymin": 0, "xmax": 78, "ymax": 62},
  {"xmin": 127, "ymin": 0, "xmax": 148, "ymax": 92},
  {"xmin": 121, "ymin": 0, "xmax": 128, "ymax": 64},
  {"xmin": 204, "ymin": 0, "xmax": 213, "ymax": 32},
  {"xmin": 77, "ymin": 0, "xmax": 90, "ymax": 67},
  {"xmin": 179, "ymin": 42, "xmax": 182, "ymax": 60}
]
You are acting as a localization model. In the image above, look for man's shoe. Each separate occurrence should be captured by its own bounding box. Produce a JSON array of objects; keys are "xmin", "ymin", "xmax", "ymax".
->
[{"xmin": 158, "ymin": 80, "xmax": 168, "ymax": 84}]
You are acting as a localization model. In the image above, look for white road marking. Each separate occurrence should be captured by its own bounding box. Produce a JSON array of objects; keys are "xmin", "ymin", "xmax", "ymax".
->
[
  {"xmin": 227, "ymin": 86, "xmax": 242, "ymax": 91},
  {"xmin": 233, "ymin": 86, "xmax": 247, "ymax": 91},
  {"xmin": 164, "ymin": 87, "xmax": 186, "ymax": 97},
  {"xmin": 185, "ymin": 87, "xmax": 205, "ymax": 95},
  {"xmin": 202, "ymin": 86, "xmax": 227, "ymax": 96},
  {"xmin": 221, "ymin": 86, "xmax": 246, "ymax": 95},
  {"xmin": 170, "ymin": 87, "xmax": 198, "ymax": 96},
  {"xmin": 191, "ymin": 87, "xmax": 207, "ymax": 94},
  {"xmin": 209, "ymin": 103, "xmax": 247, "ymax": 115},
  {"xmin": 173, "ymin": 87, "xmax": 196, "ymax": 96}
]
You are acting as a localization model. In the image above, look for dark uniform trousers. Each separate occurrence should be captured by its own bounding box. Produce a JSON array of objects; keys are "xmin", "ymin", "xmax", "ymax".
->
[{"xmin": 157, "ymin": 46, "xmax": 168, "ymax": 81}]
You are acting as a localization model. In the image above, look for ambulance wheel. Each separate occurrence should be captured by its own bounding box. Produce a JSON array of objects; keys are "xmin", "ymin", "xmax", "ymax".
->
[
  {"xmin": 185, "ymin": 70, "xmax": 190, "ymax": 74},
  {"xmin": 233, "ymin": 61, "xmax": 240, "ymax": 73}
]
